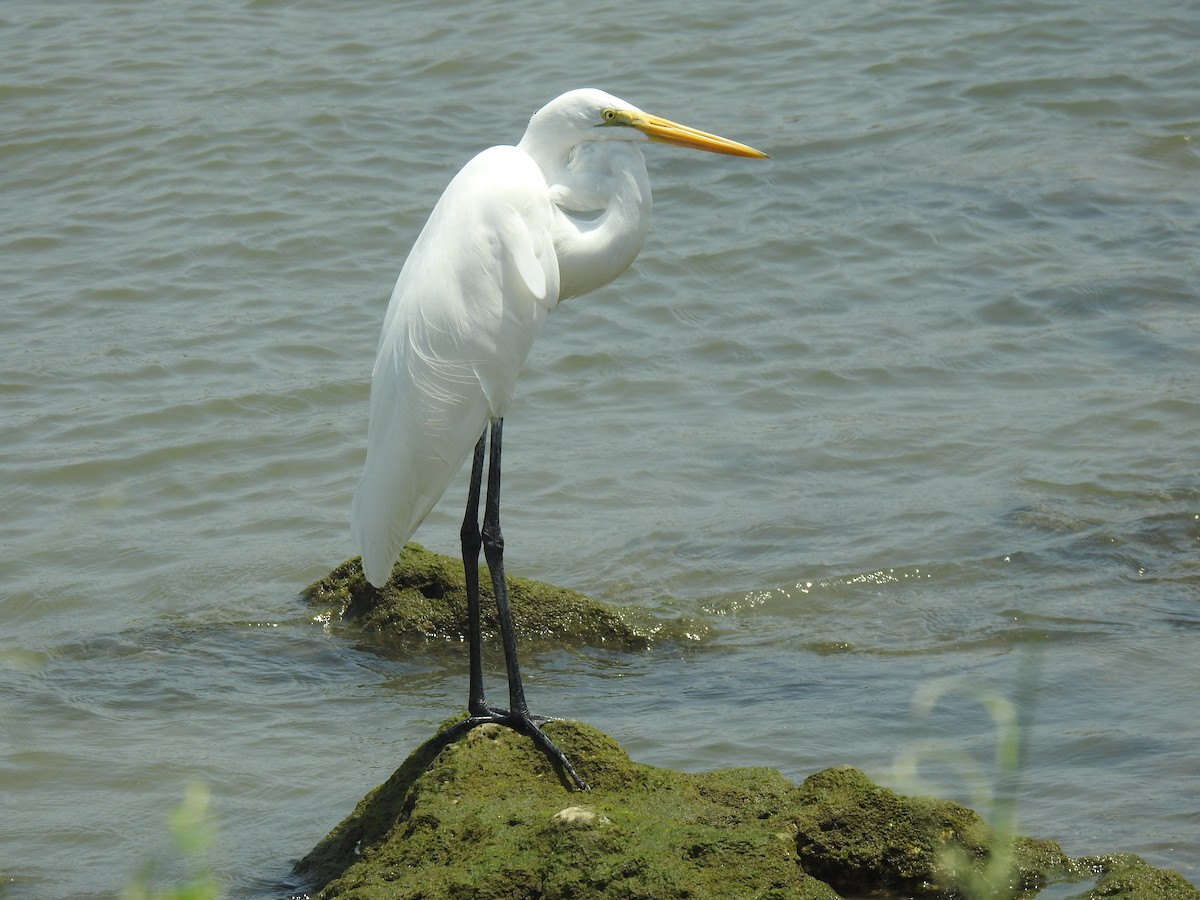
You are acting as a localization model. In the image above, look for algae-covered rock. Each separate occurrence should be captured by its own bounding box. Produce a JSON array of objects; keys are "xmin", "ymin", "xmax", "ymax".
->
[
  {"xmin": 297, "ymin": 554, "xmax": 1198, "ymax": 899},
  {"xmin": 294, "ymin": 720, "xmax": 1198, "ymax": 899},
  {"xmin": 792, "ymin": 766, "xmax": 1074, "ymax": 897},
  {"xmin": 1074, "ymin": 853, "xmax": 1200, "ymax": 899},
  {"xmin": 303, "ymin": 544, "xmax": 707, "ymax": 650},
  {"xmin": 296, "ymin": 720, "xmax": 838, "ymax": 900}
]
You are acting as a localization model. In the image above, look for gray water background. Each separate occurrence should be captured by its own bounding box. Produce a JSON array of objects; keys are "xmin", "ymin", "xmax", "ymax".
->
[{"xmin": 2, "ymin": 0, "xmax": 1198, "ymax": 895}]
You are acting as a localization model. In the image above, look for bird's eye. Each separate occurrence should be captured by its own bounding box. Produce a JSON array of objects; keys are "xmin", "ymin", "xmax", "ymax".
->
[{"xmin": 601, "ymin": 108, "xmax": 619, "ymax": 123}]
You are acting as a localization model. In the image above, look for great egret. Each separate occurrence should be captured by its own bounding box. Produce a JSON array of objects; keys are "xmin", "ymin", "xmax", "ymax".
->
[{"xmin": 351, "ymin": 88, "xmax": 767, "ymax": 789}]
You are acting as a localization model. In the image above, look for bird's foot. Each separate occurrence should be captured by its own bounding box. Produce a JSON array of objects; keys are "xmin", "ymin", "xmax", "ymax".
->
[{"xmin": 462, "ymin": 706, "xmax": 589, "ymax": 790}]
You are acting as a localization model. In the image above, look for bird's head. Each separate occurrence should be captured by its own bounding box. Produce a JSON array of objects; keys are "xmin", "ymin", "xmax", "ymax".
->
[{"xmin": 520, "ymin": 88, "xmax": 768, "ymax": 160}]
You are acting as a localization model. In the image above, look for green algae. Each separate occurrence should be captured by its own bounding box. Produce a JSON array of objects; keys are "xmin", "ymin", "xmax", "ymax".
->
[
  {"xmin": 791, "ymin": 765, "xmax": 1073, "ymax": 897},
  {"xmin": 298, "ymin": 553, "xmax": 1198, "ymax": 899},
  {"xmin": 303, "ymin": 544, "xmax": 708, "ymax": 650},
  {"xmin": 297, "ymin": 720, "xmax": 837, "ymax": 900},
  {"xmin": 1073, "ymin": 854, "xmax": 1200, "ymax": 899},
  {"xmin": 293, "ymin": 720, "xmax": 1199, "ymax": 900}
]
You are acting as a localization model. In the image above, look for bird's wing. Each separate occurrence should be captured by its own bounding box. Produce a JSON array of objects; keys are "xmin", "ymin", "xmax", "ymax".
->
[{"xmin": 352, "ymin": 146, "xmax": 560, "ymax": 587}]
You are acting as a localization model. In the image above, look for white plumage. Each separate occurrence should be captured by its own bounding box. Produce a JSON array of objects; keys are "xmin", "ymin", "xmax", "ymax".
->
[{"xmin": 352, "ymin": 88, "xmax": 766, "ymax": 589}]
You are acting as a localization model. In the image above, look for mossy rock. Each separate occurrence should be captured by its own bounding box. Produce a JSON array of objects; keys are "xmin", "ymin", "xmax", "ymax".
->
[
  {"xmin": 791, "ymin": 765, "xmax": 1071, "ymax": 896},
  {"xmin": 303, "ymin": 544, "xmax": 708, "ymax": 650},
  {"xmin": 292, "ymin": 720, "xmax": 1198, "ymax": 899},
  {"xmin": 296, "ymin": 719, "xmax": 838, "ymax": 900},
  {"xmin": 1074, "ymin": 854, "xmax": 1200, "ymax": 899}
]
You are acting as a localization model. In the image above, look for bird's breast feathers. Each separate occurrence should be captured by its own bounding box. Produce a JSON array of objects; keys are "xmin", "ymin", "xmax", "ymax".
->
[{"xmin": 376, "ymin": 145, "xmax": 560, "ymax": 419}]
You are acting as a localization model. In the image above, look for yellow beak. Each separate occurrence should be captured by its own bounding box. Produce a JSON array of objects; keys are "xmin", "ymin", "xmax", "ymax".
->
[{"xmin": 628, "ymin": 111, "xmax": 769, "ymax": 159}]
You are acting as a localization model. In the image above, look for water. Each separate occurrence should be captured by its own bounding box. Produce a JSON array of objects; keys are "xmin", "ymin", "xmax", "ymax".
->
[{"xmin": 2, "ymin": 0, "xmax": 1198, "ymax": 895}]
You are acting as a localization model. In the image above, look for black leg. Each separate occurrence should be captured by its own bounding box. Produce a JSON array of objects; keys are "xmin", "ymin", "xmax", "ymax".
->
[
  {"xmin": 460, "ymin": 429, "xmax": 488, "ymax": 717},
  {"xmin": 456, "ymin": 418, "xmax": 589, "ymax": 791},
  {"xmin": 481, "ymin": 418, "xmax": 531, "ymax": 717}
]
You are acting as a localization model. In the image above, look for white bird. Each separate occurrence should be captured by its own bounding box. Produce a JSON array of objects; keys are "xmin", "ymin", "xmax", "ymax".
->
[{"xmin": 351, "ymin": 88, "xmax": 767, "ymax": 788}]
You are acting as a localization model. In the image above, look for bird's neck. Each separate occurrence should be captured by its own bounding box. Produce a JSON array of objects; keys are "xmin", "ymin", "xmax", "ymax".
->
[{"xmin": 541, "ymin": 142, "xmax": 652, "ymax": 301}]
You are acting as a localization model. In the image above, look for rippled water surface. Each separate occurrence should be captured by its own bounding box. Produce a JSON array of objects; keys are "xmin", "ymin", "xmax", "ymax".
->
[{"xmin": 3, "ymin": 0, "xmax": 1198, "ymax": 895}]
